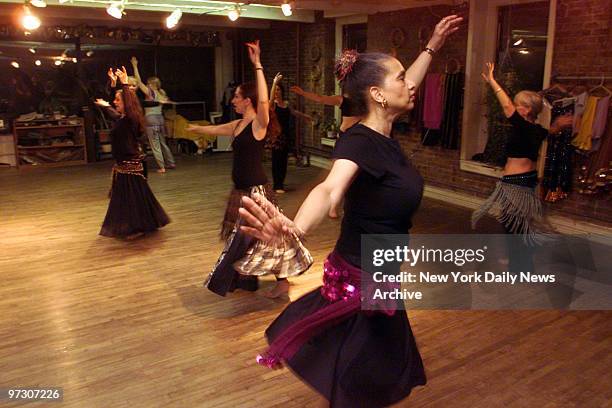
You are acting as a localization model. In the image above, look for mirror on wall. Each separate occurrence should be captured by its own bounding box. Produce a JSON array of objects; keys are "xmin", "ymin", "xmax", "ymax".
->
[{"xmin": 461, "ymin": 0, "xmax": 553, "ymax": 175}]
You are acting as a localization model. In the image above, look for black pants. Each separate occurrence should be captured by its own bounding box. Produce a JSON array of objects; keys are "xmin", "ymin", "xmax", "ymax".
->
[{"xmin": 272, "ymin": 147, "xmax": 289, "ymax": 190}]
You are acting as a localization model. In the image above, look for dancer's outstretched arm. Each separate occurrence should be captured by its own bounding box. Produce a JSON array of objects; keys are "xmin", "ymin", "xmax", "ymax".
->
[
  {"xmin": 405, "ymin": 15, "xmax": 462, "ymax": 89},
  {"xmin": 239, "ymin": 159, "xmax": 358, "ymax": 242},
  {"xmin": 289, "ymin": 108, "xmax": 312, "ymax": 121},
  {"xmin": 187, "ymin": 120, "xmax": 241, "ymax": 137},
  {"xmin": 290, "ymin": 86, "xmax": 343, "ymax": 106}
]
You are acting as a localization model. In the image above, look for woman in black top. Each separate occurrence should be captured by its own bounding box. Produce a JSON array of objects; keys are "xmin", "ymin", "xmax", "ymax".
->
[
  {"xmin": 238, "ymin": 16, "xmax": 462, "ymax": 407},
  {"xmin": 269, "ymin": 82, "xmax": 312, "ymax": 193},
  {"xmin": 188, "ymin": 41, "xmax": 311, "ymax": 298},
  {"xmin": 473, "ymin": 63, "xmax": 573, "ymax": 270},
  {"xmin": 98, "ymin": 67, "xmax": 170, "ymax": 239}
]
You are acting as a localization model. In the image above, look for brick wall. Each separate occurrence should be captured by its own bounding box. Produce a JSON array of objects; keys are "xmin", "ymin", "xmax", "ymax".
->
[
  {"xmin": 367, "ymin": 2, "xmax": 611, "ymax": 226},
  {"xmin": 238, "ymin": 12, "xmax": 335, "ymax": 149},
  {"xmin": 239, "ymin": 1, "xmax": 611, "ymax": 226}
]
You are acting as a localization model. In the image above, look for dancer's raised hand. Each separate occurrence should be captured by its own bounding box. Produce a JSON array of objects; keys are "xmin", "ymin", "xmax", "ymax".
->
[
  {"xmin": 245, "ymin": 40, "xmax": 262, "ymax": 67},
  {"xmin": 481, "ymin": 62, "xmax": 496, "ymax": 84},
  {"xmin": 239, "ymin": 195, "xmax": 302, "ymax": 244},
  {"xmin": 426, "ymin": 15, "xmax": 463, "ymax": 51},
  {"xmin": 115, "ymin": 66, "xmax": 129, "ymax": 85}
]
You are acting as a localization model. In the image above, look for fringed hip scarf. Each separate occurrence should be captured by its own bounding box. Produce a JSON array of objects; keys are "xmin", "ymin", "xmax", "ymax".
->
[
  {"xmin": 109, "ymin": 159, "xmax": 146, "ymax": 197},
  {"xmin": 256, "ymin": 251, "xmax": 395, "ymax": 369},
  {"xmin": 472, "ymin": 170, "xmax": 543, "ymax": 244}
]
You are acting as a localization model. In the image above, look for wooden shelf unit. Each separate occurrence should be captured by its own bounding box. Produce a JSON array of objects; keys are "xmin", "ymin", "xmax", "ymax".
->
[{"xmin": 13, "ymin": 118, "xmax": 87, "ymax": 169}]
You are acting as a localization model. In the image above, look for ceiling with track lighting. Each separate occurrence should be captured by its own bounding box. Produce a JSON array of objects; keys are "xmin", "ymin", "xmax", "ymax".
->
[{"xmin": 0, "ymin": 0, "xmax": 450, "ymax": 24}]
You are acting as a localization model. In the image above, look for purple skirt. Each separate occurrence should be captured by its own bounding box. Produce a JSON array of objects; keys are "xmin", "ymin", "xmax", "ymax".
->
[{"xmin": 264, "ymin": 253, "xmax": 427, "ymax": 407}]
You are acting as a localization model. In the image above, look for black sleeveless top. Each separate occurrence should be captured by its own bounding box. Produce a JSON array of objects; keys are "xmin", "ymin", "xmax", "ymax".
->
[
  {"xmin": 231, "ymin": 121, "xmax": 267, "ymax": 189},
  {"xmin": 506, "ymin": 111, "xmax": 548, "ymax": 162}
]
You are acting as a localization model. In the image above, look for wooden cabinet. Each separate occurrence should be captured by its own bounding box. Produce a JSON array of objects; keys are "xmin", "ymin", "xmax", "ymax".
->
[{"xmin": 13, "ymin": 118, "xmax": 87, "ymax": 168}]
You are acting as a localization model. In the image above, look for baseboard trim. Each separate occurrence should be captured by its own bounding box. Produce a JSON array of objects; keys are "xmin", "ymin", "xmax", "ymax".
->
[{"xmin": 309, "ymin": 154, "xmax": 611, "ymax": 240}]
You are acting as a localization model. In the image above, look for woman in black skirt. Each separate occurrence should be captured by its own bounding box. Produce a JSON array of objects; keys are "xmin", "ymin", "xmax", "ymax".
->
[
  {"xmin": 188, "ymin": 41, "xmax": 311, "ymax": 298},
  {"xmin": 98, "ymin": 67, "xmax": 170, "ymax": 240},
  {"xmin": 238, "ymin": 16, "xmax": 462, "ymax": 408}
]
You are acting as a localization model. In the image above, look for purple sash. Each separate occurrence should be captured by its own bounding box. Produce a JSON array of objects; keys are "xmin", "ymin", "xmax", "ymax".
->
[{"xmin": 256, "ymin": 251, "xmax": 396, "ymax": 368}]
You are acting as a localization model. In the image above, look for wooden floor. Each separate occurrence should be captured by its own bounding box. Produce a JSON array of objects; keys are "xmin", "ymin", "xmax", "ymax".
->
[{"xmin": 0, "ymin": 155, "xmax": 610, "ymax": 408}]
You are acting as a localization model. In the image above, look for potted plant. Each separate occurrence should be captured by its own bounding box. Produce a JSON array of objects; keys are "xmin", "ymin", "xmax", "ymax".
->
[{"xmin": 323, "ymin": 118, "xmax": 339, "ymax": 139}]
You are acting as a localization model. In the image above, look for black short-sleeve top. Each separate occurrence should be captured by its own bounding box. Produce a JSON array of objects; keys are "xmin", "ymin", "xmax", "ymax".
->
[
  {"xmin": 332, "ymin": 124, "xmax": 424, "ymax": 266},
  {"xmin": 506, "ymin": 111, "xmax": 548, "ymax": 162}
]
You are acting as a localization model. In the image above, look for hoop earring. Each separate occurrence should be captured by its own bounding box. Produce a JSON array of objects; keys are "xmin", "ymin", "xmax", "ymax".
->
[{"xmin": 380, "ymin": 98, "xmax": 388, "ymax": 109}]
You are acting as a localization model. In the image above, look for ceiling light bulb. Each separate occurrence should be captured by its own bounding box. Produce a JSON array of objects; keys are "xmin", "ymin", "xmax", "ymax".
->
[
  {"xmin": 228, "ymin": 7, "xmax": 240, "ymax": 21},
  {"xmin": 29, "ymin": 48, "xmax": 36, "ymax": 53},
  {"xmin": 59, "ymin": 0, "xmax": 70, "ymax": 3},
  {"xmin": 513, "ymin": 39, "xmax": 523, "ymax": 46},
  {"xmin": 281, "ymin": 2, "xmax": 292, "ymax": 16},
  {"xmin": 106, "ymin": 2, "xmax": 124, "ymax": 19},
  {"xmin": 54, "ymin": 59, "xmax": 62, "ymax": 66},
  {"xmin": 166, "ymin": 8, "xmax": 182, "ymax": 29},
  {"xmin": 11, "ymin": 61, "xmax": 20, "ymax": 69},
  {"xmin": 22, "ymin": 8, "xmax": 41, "ymax": 31},
  {"xmin": 30, "ymin": 0, "xmax": 47, "ymax": 8},
  {"xmin": 86, "ymin": 50, "xmax": 94, "ymax": 57},
  {"xmin": 519, "ymin": 49, "xmax": 530, "ymax": 54},
  {"xmin": 72, "ymin": 57, "xmax": 77, "ymax": 63},
  {"xmin": 35, "ymin": 59, "xmax": 41, "ymax": 66}
]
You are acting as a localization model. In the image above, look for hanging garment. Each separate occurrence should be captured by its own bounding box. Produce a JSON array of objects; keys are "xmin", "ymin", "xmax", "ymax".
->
[
  {"xmin": 572, "ymin": 92, "xmax": 588, "ymax": 135},
  {"xmin": 573, "ymin": 96, "xmax": 599, "ymax": 151},
  {"xmin": 422, "ymin": 73, "xmax": 445, "ymax": 129},
  {"xmin": 440, "ymin": 72, "xmax": 464, "ymax": 149},
  {"xmin": 543, "ymin": 97, "xmax": 575, "ymax": 202},
  {"xmin": 590, "ymin": 96, "xmax": 610, "ymax": 152}
]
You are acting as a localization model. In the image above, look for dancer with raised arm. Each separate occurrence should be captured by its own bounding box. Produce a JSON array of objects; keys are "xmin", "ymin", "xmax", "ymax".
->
[
  {"xmin": 239, "ymin": 16, "xmax": 462, "ymax": 407},
  {"xmin": 473, "ymin": 62, "xmax": 573, "ymax": 271},
  {"xmin": 131, "ymin": 57, "xmax": 176, "ymax": 173},
  {"xmin": 97, "ymin": 67, "xmax": 170, "ymax": 240},
  {"xmin": 269, "ymin": 76, "xmax": 312, "ymax": 193},
  {"xmin": 188, "ymin": 41, "xmax": 311, "ymax": 298}
]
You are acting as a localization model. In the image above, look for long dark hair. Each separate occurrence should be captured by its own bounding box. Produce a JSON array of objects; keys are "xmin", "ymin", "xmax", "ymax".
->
[
  {"xmin": 335, "ymin": 50, "xmax": 392, "ymax": 117},
  {"xmin": 117, "ymin": 87, "xmax": 146, "ymax": 136}
]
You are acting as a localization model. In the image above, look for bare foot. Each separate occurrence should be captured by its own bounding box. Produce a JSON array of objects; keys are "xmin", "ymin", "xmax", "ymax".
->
[
  {"xmin": 157, "ymin": 168, "xmax": 166, "ymax": 173},
  {"xmin": 263, "ymin": 280, "xmax": 290, "ymax": 299}
]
